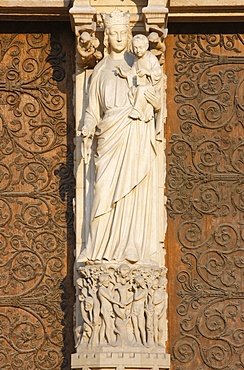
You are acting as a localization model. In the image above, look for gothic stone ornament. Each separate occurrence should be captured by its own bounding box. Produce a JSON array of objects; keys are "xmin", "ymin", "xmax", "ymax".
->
[
  {"xmin": 76, "ymin": 28, "xmax": 102, "ymax": 69},
  {"xmin": 72, "ymin": 265, "xmax": 170, "ymax": 369},
  {"xmin": 142, "ymin": 0, "xmax": 168, "ymax": 34},
  {"xmin": 148, "ymin": 26, "xmax": 168, "ymax": 66},
  {"xmin": 75, "ymin": 265, "xmax": 167, "ymax": 350}
]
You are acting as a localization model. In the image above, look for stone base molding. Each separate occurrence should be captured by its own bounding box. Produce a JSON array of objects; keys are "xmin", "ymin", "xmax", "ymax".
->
[
  {"xmin": 0, "ymin": 1, "xmax": 244, "ymax": 21},
  {"xmin": 71, "ymin": 351, "xmax": 170, "ymax": 370},
  {"xmin": 0, "ymin": 0, "xmax": 71, "ymax": 20},
  {"xmin": 169, "ymin": 0, "xmax": 244, "ymax": 21}
]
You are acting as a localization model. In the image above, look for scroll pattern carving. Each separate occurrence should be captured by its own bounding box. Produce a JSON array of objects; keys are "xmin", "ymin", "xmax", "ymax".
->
[
  {"xmin": 0, "ymin": 30, "xmax": 74, "ymax": 369},
  {"xmin": 167, "ymin": 32, "xmax": 244, "ymax": 369}
]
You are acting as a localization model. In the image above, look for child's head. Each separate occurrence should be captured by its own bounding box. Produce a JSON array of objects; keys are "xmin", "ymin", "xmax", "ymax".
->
[{"xmin": 132, "ymin": 34, "xmax": 149, "ymax": 57}]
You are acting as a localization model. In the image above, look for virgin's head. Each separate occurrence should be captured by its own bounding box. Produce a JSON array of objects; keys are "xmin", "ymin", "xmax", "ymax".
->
[
  {"xmin": 102, "ymin": 9, "xmax": 132, "ymax": 55},
  {"xmin": 104, "ymin": 24, "xmax": 132, "ymax": 55}
]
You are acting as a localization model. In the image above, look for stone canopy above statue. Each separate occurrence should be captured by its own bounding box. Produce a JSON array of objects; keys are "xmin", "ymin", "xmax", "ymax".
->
[
  {"xmin": 70, "ymin": 0, "xmax": 169, "ymax": 69},
  {"xmin": 70, "ymin": 0, "xmax": 169, "ymax": 34}
]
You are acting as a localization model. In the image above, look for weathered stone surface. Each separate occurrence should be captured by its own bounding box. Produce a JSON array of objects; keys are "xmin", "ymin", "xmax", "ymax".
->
[
  {"xmin": 0, "ymin": 0, "xmax": 70, "ymax": 6},
  {"xmin": 0, "ymin": 0, "xmax": 72, "ymax": 20},
  {"xmin": 71, "ymin": 351, "xmax": 170, "ymax": 370},
  {"xmin": 171, "ymin": 0, "xmax": 244, "ymax": 6},
  {"xmin": 169, "ymin": 0, "xmax": 244, "ymax": 21}
]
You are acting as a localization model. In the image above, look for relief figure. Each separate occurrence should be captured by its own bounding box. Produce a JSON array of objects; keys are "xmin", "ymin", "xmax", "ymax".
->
[
  {"xmin": 151, "ymin": 277, "xmax": 167, "ymax": 346},
  {"xmin": 113, "ymin": 264, "xmax": 134, "ymax": 345},
  {"xmin": 131, "ymin": 275, "xmax": 148, "ymax": 346},
  {"xmin": 98, "ymin": 273, "xmax": 123, "ymax": 345}
]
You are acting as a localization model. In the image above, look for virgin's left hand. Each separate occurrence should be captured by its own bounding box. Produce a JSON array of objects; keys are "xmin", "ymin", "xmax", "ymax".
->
[{"xmin": 144, "ymin": 87, "xmax": 161, "ymax": 111}]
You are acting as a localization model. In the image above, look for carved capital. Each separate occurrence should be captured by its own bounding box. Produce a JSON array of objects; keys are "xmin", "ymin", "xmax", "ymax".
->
[
  {"xmin": 69, "ymin": 0, "xmax": 97, "ymax": 33},
  {"xmin": 69, "ymin": 1, "xmax": 102, "ymax": 68},
  {"xmin": 142, "ymin": 0, "xmax": 169, "ymax": 32}
]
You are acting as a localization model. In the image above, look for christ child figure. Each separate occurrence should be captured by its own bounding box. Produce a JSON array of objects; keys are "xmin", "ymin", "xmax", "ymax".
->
[{"xmin": 117, "ymin": 34, "xmax": 162, "ymax": 122}]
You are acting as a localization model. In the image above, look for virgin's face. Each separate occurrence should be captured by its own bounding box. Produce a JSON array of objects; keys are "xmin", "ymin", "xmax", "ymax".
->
[{"xmin": 108, "ymin": 25, "xmax": 128, "ymax": 53}]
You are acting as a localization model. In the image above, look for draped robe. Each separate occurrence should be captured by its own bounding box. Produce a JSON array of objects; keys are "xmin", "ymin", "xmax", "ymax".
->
[{"xmin": 78, "ymin": 53, "xmax": 160, "ymax": 265}]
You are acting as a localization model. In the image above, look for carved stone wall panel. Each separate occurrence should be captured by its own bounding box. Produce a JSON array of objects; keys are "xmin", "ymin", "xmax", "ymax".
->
[
  {"xmin": 0, "ymin": 23, "xmax": 75, "ymax": 369},
  {"xmin": 165, "ymin": 24, "xmax": 244, "ymax": 370}
]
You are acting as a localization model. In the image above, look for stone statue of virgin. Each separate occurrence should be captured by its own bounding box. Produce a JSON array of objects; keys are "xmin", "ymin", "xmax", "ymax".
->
[{"xmin": 78, "ymin": 9, "xmax": 162, "ymax": 265}]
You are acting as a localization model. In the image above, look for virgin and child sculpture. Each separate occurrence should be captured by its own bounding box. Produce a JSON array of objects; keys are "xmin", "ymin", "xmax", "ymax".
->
[{"xmin": 78, "ymin": 9, "xmax": 163, "ymax": 266}]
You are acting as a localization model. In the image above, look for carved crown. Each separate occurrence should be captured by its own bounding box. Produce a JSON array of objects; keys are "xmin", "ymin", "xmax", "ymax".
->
[{"xmin": 101, "ymin": 9, "xmax": 130, "ymax": 28}]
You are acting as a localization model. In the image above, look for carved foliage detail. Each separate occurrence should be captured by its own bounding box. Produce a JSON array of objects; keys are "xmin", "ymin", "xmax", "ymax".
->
[
  {"xmin": 167, "ymin": 32, "xmax": 244, "ymax": 370},
  {"xmin": 0, "ymin": 32, "xmax": 74, "ymax": 369}
]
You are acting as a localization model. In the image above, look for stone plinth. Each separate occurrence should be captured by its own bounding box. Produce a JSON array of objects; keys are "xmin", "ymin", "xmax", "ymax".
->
[{"xmin": 71, "ymin": 350, "xmax": 170, "ymax": 370}]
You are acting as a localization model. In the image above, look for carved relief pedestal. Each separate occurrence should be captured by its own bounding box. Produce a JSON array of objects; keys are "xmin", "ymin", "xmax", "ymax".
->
[
  {"xmin": 70, "ymin": 1, "xmax": 170, "ymax": 369},
  {"xmin": 71, "ymin": 264, "xmax": 170, "ymax": 369}
]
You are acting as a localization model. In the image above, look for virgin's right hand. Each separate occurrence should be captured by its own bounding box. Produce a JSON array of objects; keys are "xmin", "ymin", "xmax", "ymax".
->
[
  {"xmin": 81, "ymin": 126, "xmax": 90, "ymax": 137},
  {"xmin": 81, "ymin": 137, "xmax": 92, "ymax": 164}
]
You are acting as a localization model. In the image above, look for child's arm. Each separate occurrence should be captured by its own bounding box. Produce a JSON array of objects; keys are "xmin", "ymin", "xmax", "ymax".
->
[{"xmin": 137, "ymin": 68, "xmax": 151, "ymax": 78}]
